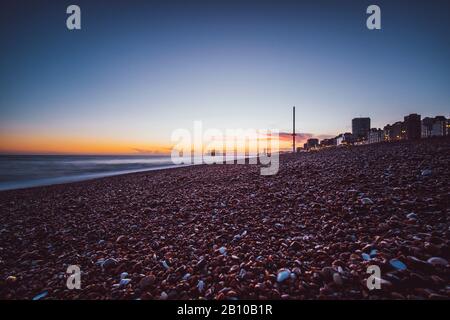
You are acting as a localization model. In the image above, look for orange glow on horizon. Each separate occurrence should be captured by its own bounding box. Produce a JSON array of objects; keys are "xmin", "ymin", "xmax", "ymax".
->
[
  {"xmin": 0, "ymin": 133, "xmax": 171, "ymax": 155},
  {"xmin": 0, "ymin": 132, "xmax": 310, "ymax": 155}
]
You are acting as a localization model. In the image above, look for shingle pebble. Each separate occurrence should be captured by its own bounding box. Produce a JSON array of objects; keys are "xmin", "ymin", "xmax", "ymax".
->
[{"xmin": 0, "ymin": 138, "xmax": 449, "ymax": 300}]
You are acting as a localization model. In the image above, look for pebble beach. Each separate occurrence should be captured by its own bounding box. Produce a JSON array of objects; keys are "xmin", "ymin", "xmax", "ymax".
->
[{"xmin": 0, "ymin": 137, "xmax": 449, "ymax": 300}]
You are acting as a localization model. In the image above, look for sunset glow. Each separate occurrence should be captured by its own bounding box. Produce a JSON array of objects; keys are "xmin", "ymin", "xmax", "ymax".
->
[
  {"xmin": 0, "ymin": 133, "xmax": 170, "ymax": 155},
  {"xmin": 2, "ymin": 1, "xmax": 449, "ymax": 156}
]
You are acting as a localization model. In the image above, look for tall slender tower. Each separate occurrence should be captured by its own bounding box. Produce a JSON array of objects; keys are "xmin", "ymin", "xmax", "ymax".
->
[{"xmin": 292, "ymin": 106, "xmax": 296, "ymax": 153}]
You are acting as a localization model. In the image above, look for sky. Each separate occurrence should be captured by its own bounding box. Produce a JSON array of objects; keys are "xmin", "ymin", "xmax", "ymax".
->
[{"xmin": 1, "ymin": 0, "xmax": 449, "ymax": 154}]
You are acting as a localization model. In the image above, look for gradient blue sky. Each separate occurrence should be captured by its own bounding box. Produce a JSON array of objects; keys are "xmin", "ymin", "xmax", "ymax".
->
[{"xmin": 1, "ymin": 0, "xmax": 449, "ymax": 153}]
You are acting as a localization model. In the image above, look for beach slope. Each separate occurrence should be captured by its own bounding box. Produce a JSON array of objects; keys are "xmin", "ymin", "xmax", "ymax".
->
[{"xmin": 0, "ymin": 138, "xmax": 449, "ymax": 299}]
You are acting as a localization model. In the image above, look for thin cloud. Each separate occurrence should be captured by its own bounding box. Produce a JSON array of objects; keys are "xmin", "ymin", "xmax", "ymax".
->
[{"xmin": 131, "ymin": 147, "xmax": 171, "ymax": 155}]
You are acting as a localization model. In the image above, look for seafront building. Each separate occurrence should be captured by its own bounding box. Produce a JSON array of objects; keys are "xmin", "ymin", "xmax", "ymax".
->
[
  {"xmin": 320, "ymin": 138, "xmax": 336, "ymax": 147},
  {"xmin": 304, "ymin": 138, "xmax": 319, "ymax": 150},
  {"xmin": 335, "ymin": 133, "xmax": 355, "ymax": 145},
  {"xmin": 383, "ymin": 121, "xmax": 404, "ymax": 141},
  {"xmin": 367, "ymin": 128, "xmax": 384, "ymax": 144},
  {"xmin": 422, "ymin": 116, "xmax": 448, "ymax": 138},
  {"xmin": 404, "ymin": 113, "xmax": 422, "ymax": 140},
  {"xmin": 301, "ymin": 113, "xmax": 447, "ymax": 152},
  {"xmin": 352, "ymin": 117, "xmax": 371, "ymax": 141}
]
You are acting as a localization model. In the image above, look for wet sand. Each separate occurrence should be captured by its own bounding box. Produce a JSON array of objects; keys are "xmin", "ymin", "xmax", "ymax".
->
[{"xmin": 0, "ymin": 137, "xmax": 449, "ymax": 299}]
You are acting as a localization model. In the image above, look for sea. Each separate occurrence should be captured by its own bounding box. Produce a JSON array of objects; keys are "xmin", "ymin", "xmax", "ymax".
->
[{"xmin": 0, "ymin": 155, "xmax": 183, "ymax": 191}]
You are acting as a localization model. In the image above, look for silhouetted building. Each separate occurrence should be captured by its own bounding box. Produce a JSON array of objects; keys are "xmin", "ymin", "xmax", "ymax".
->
[
  {"xmin": 384, "ymin": 121, "xmax": 404, "ymax": 141},
  {"xmin": 422, "ymin": 116, "xmax": 447, "ymax": 137},
  {"xmin": 352, "ymin": 117, "xmax": 371, "ymax": 140},
  {"xmin": 432, "ymin": 116, "xmax": 447, "ymax": 136},
  {"xmin": 404, "ymin": 113, "xmax": 421, "ymax": 140},
  {"xmin": 320, "ymin": 138, "xmax": 336, "ymax": 147},
  {"xmin": 336, "ymin": 132, "xmax": 355, "ymax": 145},
  {"xmin": 422, "ymin": 117, "xmax": 433, "ymax": 138},
  {"xmin": 306, "ymin": 138, "xmax": 319, "ymax": 149},
  {"xmin": 383, "ymin": 124, "xmax": 392, "ymax": 141},
  {"xmin": 367, "ymin": 128, "xmax": 384, "ymax": 144}
]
